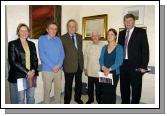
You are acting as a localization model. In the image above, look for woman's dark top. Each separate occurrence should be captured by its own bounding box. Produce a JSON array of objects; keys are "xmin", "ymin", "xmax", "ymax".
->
[
  {"xmin": 8, "ymin": 39, "xmax": 38, "ymax": 83},
  {"xmin": 104, "ymin": 46, "xmax": 117, "ymax": 75},
  {"xmin": 99, "ymin": 44, "xmax": 123, "ymax": 76}
]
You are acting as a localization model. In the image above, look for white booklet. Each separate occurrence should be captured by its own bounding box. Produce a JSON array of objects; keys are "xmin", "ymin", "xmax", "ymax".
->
[
  {"xmin": 17, "ymin": 78, "xmax": 28, "ymax": 91},
  {"xmin": 98, "ymin": 71, "xmax": 114, "ymax": 85}
]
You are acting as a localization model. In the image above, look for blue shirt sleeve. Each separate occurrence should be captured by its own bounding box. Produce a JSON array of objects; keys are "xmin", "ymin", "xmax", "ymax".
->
[
  {"xmin": 111, "ymin": 45, "xmax": 123, "ymax": 71},
  {"xmin": 38, "ymin": 36, "xmax": 55, "ymax": 69},
  {"xmin": 99, "ymin": 45, "xmax": 106, "ymax": 67},
  {"xmin": 57, "ymin": 38, "xmax": 65, "ymax": 68}
]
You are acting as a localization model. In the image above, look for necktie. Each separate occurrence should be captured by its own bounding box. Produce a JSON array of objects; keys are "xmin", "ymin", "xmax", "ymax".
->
[
  {"xmin": 124, "ymin": 30, "xmax": 130, "ymax": 58},
  {"xmin": 71, "ymin": 35, "xmax": 75, "ymax": 44}
]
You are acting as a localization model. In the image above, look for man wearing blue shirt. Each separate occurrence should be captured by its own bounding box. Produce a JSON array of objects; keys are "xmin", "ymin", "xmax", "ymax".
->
[{"xmin": 38, "ymin": 22, "xmax": 65, "ymax": 104}]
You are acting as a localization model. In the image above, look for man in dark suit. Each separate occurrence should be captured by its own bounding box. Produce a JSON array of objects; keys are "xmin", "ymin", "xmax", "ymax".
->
[
  {"xmin": 118, "ymin": 14, "xmax": 149, "ymax": 104},
  {"xmin": 61, "ymin": 19, "xmax": 84, "ymax": 104}
]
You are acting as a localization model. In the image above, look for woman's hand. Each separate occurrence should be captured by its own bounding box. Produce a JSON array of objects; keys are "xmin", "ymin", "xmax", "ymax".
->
[
  {"xmin": 27, "ymin": 70, "xmax": 36, "ymax": 87},
  {"xmin": 27, "ymin": 70, "xmax": 35, "ymax": 80},
  {"xmin": 102, "ymin": 66, "xmax": 106, "ymax": 71},
  {"xmin": 104, "ymin": 68, "xmax": 110, "ymax": 76}
]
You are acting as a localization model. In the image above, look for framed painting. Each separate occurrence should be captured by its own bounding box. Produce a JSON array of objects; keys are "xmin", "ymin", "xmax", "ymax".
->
[
  {"xmin": 29, "ymin": 5, "xmax": 61, "ymax": 39},
  {"xmin": 123, "ymin": 6, "xmax": 145, "ymax": 25},
  {"xmin": 82, "ymin": 14, "xmax": 108, "ymax": 40}
]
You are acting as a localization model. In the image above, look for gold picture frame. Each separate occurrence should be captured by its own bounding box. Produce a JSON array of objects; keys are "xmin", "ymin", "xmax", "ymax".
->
[{"xmin": 82, "ymin": 14, "xmax": 108, "ymax": 40}]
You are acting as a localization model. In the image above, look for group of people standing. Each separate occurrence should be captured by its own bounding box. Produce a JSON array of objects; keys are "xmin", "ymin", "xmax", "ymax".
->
[{"xmin": 8, "ymin": 13, "xmax": 149, "ymax": 104}]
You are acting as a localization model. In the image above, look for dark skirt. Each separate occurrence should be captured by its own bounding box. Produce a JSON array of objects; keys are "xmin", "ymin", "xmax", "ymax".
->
[{"xmin": 100, "ymin": 74, "xmax": 119, "ymax": 104}]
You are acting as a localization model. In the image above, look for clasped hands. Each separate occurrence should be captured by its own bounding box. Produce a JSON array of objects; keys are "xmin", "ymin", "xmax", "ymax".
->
[
  {"xmin": 52, "ymin": 66, "xmax": 60, "ymax": 73},
  {"xmin": 102, "ymin": 66, "xmax": 111, "ymax": 76},
  {"xmin": 27, "ymin": 69, "xmax": 35, "ymax": 80}
]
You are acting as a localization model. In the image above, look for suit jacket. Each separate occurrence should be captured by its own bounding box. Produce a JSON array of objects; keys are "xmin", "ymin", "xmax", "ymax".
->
[
  {"xmin": 118, "ymin": 27, "xmax": 149, "ymax": 70},
  {"xmin": 8, "ymin": 39, "xmax": 38, "ymax": 83},
  {"xmin": 61, "ymin": 33, "xmax": 84, "ymax": 73}
]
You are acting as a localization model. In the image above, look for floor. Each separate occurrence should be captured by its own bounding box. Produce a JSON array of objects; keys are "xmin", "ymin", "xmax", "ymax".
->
[
  {"xmin": 38, "ymin": 88, "xmax": 144, "ymax": 104},
  {"xmin": 38, "ymin": 73, "xmax": 155, "ymax": 104},
  {"xmin": 5, "ymin": 73, "xmax": 155, "ymax": 104}
]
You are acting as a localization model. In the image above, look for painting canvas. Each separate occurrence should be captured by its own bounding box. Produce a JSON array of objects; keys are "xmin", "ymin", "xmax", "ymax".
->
[
  {"xmin": 128, "ymin": 10, "xmax": 139, "ymax": 20},
  {"xmin": 123, "ymin": 6, "xmax": 145, "ymax": 25},
  {"xmin": 85, "ymin": 19, "xmax": 104, "ymax": 37},
  {"xmin": 82, "ymin": 14, "xmax": 108, "ymax": 40},
  {"xmin": 29, "ymin": 5, "xmax": 61, "ymax": 39}
]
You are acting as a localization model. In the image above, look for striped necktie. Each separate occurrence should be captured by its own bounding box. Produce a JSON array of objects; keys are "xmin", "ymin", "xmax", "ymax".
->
[
  {"xmin": 124, "ymin": 30, "xmax": 130, "ymax": 58},
  {"xmin": 71, "ymin": 35, "xmax": 75, "ymax": 44}
]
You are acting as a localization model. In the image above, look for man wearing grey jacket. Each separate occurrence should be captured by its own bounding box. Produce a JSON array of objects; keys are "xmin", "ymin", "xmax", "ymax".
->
[{"xmin": 61, "ymin": 19, "xmax": 84, "ymax": 104}]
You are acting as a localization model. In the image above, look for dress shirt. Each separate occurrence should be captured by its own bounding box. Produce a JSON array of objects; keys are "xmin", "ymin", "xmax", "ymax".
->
[{"xmin": 125, "ymin": 27, "xmax": 134, "ymax": 59}]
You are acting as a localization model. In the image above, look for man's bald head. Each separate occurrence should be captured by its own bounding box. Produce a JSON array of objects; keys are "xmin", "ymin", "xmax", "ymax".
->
[{"xmin": 91, "ymin": 31, "xmax": 100, "ymax": 44}]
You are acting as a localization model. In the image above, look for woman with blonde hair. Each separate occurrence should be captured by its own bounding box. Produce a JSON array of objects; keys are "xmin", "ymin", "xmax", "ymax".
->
[{"xmin": 8, "ymin": 23, "xmax": 38, "ymax": 104}]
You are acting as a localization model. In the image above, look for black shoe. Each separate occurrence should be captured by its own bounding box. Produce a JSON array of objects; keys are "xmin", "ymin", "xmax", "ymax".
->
[
  {"xmin": 75, "ymin": 99, "xmax": 84, "ymax": 104},
  {"xmin": 97, "ymin": 101, "xmax": 103, "ymax": 104},
  {"xmin": 64, "ymin": 101, "xmax": 70, "ymax": 104},
  {"xmin": 86, "ymin": 100, "xmax": 93, "ymax": 104}
]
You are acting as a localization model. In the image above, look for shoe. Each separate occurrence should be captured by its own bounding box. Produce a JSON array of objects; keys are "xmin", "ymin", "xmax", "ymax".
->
[
  {"xmin": 97, "ymin": 101, "xmax": 103, "ymax": 104},
  {"xmin": 86, "ymin": 100, "xmax": 93, "ymax": 104},
  {"xmin": 64, "ymin": 101, "xmax": 70, "ymax": 104},
  {"xmin": 75, "ymin": 99, "xmax": 84, "ymax": 104}
]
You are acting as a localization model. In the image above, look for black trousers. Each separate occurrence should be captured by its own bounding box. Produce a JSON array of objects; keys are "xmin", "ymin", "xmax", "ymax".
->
[
  {"xmin": 100, "ymin": 74, "xmax": 119, "ymax": 104},
  {"xmin": 87, "ymin": 77, "xmax": 102, "ymax": 104},
  {"xmin": 64, "ymin": 67, "xmax": 82, "ymax": 104},
  {"xmin": 120, "ymin": 60, "xmax": 143, "ymax": 104}
]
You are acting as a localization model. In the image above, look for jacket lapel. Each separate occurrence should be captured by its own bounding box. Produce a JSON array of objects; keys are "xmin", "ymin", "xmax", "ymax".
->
[
  {"xmin": 66, "ymin": 33, "xmax": 74, "ymax": 44},
  {"xmin": 76, "ymin": 34, "xmax": 80, "ymax": 49},
  {"xmin": 122, "ymin": 30, "xmax": 126, "ymax": 45},
  {"xmin": 27, "ymin": 40, "xmax": 32, "ymax": 53},
  {"xmin": 27, "ymin": 40, "xmax": 33, "ymax": 60},
  {"xmin": 66, "ymin": 33, "xmax": 78, "ymax": 50},
  {"xmin": 66, "ymin": 33, "xmax": 71, "ymax": 41},
  {"xmin": 17, "ymin": 39, "xmax": 25, "ymax": 53},
  {"xmin": 128, "ymin": 27, "xmax": 137, "ymax": 45}
]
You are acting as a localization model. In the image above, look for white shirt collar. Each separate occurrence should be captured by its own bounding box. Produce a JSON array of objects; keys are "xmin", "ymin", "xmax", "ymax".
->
[
  {"xmin": 127, "ymin": 26, "xmax": 135, "ymax": 33},
  {"xmin": 69, "ymin": 33, "xmax": 76, "ymax": 37},
  {"xmin": 47, "ymin": 35, "xmax": 56, "ymax": 40}
]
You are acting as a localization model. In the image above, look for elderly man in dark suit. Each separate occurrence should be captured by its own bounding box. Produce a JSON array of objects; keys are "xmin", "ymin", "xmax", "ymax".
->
[
  {"xmin": 61, "ymin": 19, "xmax": 84, "ymax": 104},
  {"xmin": 118, "ymin": 14, "xmax": 149, "ymax": 104}
]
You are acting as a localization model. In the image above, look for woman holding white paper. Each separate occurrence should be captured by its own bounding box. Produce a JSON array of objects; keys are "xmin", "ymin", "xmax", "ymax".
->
[
  {"xmin": 99, "ymin": 28, "xmax": 123, "ymax": 104},
  {"xmin": 8, "ymin": 23, "xmax": 38, "ymax": 104}
]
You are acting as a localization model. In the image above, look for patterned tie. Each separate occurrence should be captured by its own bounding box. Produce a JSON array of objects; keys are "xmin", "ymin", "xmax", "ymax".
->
[
  {"xmin": 71, "ymin": 35, "xmax": 75, "ymax": 44},
  {"xmin": 124, "ymin": 30, "xmax": 130, "ymax": 58}
]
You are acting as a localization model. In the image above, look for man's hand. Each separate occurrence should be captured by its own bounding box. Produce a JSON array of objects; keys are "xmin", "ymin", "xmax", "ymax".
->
[
  {"xmin": 53, "ymin": 66, "xmax": 60, "ymax": 73},
  {"xmin": 136, "ymin": 68, "xmax": 147, "ymax": 74},
  {"xmin": 139, "ymin": 68, "xmax": 147, "ymax": 73},
  {"xmin": 84, "ymin": 69, "xmax": 88, "ymax": 76}
]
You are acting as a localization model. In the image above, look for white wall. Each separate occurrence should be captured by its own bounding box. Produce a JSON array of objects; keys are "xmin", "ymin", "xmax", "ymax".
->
[
  {"xmin": 6, "ymin": 5, "xmax": 155, "ymax": 104},
  {"xmin": 70, "ymin": 5, "xmax": 155, "ymax": 66}
]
